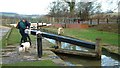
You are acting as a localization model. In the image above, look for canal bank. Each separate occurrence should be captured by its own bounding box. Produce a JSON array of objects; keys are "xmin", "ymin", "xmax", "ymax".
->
[
  {"xmin": 0, "ymin": 26, "xmax": 11, "ymax": 40},
  {"xmin": 1, "ymin": 38, "xmax": 67, "ymax": 66},
  {"xmin": 0, "ymin": 26, "xmax": 11, "ymax": 65}
]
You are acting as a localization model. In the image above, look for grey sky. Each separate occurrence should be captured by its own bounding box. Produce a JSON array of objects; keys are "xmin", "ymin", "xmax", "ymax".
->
[{"xmin": 0, "ymin": 0, "xmax": 118, "ymax": 15}]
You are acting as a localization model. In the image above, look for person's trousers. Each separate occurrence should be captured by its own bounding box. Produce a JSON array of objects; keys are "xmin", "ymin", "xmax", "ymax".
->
[
  {"xmin": 26, "ymin": 34, "xmax": 31, "ymax": 41},
  {"xmin": 25, "ymin": 34, "xmax": 31, "ymax": 45},
  {"xmin": 19, "ymin": 29, "xmax": 27, "ymax": 44}
]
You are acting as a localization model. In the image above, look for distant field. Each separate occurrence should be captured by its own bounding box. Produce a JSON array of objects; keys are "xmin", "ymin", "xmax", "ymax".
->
[{"xmin": 90, "ymin": 23, "xmax": 118, "ymax": 34}]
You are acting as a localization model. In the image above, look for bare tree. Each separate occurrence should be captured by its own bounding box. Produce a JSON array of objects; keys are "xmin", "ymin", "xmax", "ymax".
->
[
  {"xmin": 48, "ymin": 0, "xmax": 69, "ymax": 23},
  {"xmin": 64, "ymin": 0, "xmax": 75, "ymax": 17},
  {"xmin": 76, "ymin": 1, "xmax": 101, "ymax": 20},
  {"xmin": 48, "ymin": 1, "xmax": 68, "ymax": 17}
]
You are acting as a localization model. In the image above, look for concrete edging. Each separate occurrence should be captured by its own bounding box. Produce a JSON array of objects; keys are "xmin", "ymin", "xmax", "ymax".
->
[{"xmin": 5, "ymin": 27, "xmax": 13, "ymax": 46}]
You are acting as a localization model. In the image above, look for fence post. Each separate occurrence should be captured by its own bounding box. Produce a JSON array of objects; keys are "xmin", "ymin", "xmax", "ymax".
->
[
  {"xmin": 97, "ymin": 19, "xmax": 99, "ymax": 25},
  {"xmin": 106, "ymin": 18, "xmax": 109, "ymax": 24},
  {"xmin": 90, "ymin": 19, "xmax": 92, "ymax": 25},
  {"xmin": 95, "ymin": 38, "xmax": 102, "ymax": 59},
  {"xmin": 37, "ymin": 33, "xmax": 42, "ymax": 58}
]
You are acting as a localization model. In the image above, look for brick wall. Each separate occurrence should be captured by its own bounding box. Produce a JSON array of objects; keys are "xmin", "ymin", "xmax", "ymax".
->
[{"xmin": 52, "ymin": 24, "xmax": 89, "ymax": 29}]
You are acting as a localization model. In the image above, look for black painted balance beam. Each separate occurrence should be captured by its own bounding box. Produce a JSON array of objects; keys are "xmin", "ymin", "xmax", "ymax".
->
[{"xmin": 31, "ymin": 30, "xmax": 95, "ymax": 49}]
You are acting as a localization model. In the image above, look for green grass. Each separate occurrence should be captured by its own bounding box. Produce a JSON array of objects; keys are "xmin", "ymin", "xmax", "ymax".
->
[
  {"xmin": 2, "ymin": 60, "xmax": 57, "ymax": 66},
  {"xmin": 2, "ymin": 28, "xmax": 36, "ymax": 47},
  {"xmin": 43, "ymin": 27, "xmax": 119, "ymax": 47},
  {"xmin": 0, "ymin": 40, "xmax": 2, "ymax": 48},
  {"xmin": 7, "ymin": 28, "xmax": 21, "ymax": 45},
  {"xmin": 1, "ymin": 31, "xmax": 9, "ymax": 48}
]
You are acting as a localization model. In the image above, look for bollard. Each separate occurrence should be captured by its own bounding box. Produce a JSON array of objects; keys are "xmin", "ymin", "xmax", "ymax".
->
[
  {"xmin": 37, "ymin": 33, "xmax": 42, "ymax": 58},
  {"xmin": 95, "ymin": 38, "xmax": 102, "ymax": 59}
]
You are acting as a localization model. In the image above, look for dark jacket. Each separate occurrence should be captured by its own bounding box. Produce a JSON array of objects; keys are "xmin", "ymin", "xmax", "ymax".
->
[
  {"xmin": 25, "ymin": 21, "xmax": 31, "ymax": 29},
  {"xmin": 16, "ymin": 20, "xmax": 30, "ymax": 30}
]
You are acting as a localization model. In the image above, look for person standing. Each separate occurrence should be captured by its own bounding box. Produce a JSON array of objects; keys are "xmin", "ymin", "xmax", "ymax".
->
[
  {"xmin": 16, "ymin": 19, "xmax": 31, "ymax": 45},
  {"xmin": 25, "ymin": 20, "xmax": 31, "ymax": 45}
]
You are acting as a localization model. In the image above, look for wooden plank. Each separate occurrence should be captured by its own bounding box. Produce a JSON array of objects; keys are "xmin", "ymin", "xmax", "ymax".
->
[
  {"xmin": 44, "ymin": 48, "xmax": 97, "ymax": 58},
  {"xmin": 6, "ymin": 46, "xmax": 16, "ymax": 48},
  {"xmin": 2, "ymin": 49, "xmax": 15, "ymax": 52}
]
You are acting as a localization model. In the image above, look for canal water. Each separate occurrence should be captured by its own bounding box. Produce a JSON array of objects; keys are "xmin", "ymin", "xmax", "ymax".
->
[
  {"xmin": 0, "ymin": 26, "xmax": 10, "ymax": 40},
  {"xmin": 45, "ymin": 38, "xmax": 120, "ymax": 66}
]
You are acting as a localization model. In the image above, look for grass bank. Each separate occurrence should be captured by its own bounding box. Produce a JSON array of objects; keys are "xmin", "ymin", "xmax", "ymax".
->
[
  {"xmin": 1, "ymin": 28, "xmax": 12, "ymax": 48},
  {"xmin": 41, "ymin": 27, "xmax": 119, "ymax": 47},
  {"xmin": 2, "ymin": 60, "xmax": 57, "ymax": 66},
  {"xmin": 2, "ymin": 27, "xmax": 36, "ymax": 47}
]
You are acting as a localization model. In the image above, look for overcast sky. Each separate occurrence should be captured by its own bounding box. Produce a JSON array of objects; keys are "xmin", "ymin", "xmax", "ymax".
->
[
  {"xmin": 0, "ymin": 0, "xmax": 118, "ymax": 15},
  {"xmin": 0, "ymin": 0, "xmax": 55, "ymax": 15}
]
